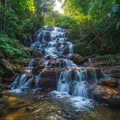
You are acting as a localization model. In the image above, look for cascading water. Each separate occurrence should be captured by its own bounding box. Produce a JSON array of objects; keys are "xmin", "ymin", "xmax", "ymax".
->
[
  {"xmin": 10, "ymin": 26, "xmax": 74, "ymax": 93},
  {"xmin": 31, "ymin": 26, "xmax": 73, "ymax": 59},
  {"xmin": 10, "ymin": 26, "xmax": 110, "ymax": 110}
]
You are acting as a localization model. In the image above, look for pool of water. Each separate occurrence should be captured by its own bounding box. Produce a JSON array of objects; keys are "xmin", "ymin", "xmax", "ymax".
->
[{"xmin": 0, "ymin": 92, "xmax": 120, "ymax": 120}]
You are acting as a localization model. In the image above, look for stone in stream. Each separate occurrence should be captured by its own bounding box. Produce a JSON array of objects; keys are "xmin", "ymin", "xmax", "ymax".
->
[
  {"xmin": 26, "ymin": 106, "xmax": 34, "ymax": 112},
  {"xmin": 93, "ymin": 78, "xmax": 120, "ymax": 107}
]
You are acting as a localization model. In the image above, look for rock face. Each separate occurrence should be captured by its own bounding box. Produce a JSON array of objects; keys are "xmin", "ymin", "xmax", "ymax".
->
[
  {"xmin": 10, "ymin": 59, "xmax": 66, "ymax": 93},
  {"xmin": 93, "ymin": 78, "xmax": 120, "ymax": 107},
  {"xmin": 39, "ymin": 67, "xmax": 62, "ymax": 91}
]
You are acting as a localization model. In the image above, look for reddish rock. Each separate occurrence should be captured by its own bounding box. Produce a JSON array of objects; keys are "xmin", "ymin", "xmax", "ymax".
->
[
  {"xmin": 98, "ymin": 78, "xmax": 120, "ymax": 88},
  {"xmin": 93, "ymin": 85, "xmax": 120, "ymax": 106}
]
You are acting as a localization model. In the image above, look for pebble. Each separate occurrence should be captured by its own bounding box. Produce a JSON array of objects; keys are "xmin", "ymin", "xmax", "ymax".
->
[{"xmin": 26, "ymin": 106, "xmax": 34, "ymax": 112}]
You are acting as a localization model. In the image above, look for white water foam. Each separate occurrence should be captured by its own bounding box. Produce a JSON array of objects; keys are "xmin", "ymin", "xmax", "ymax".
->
[{"xmin": 50, "ymin": 91, "xmax": 93, "ymax": 111}]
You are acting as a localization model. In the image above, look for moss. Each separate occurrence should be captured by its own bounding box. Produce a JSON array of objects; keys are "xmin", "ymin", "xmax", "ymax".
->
[
  {"xmin": 74, "ymin": 43, "xmax": 90, "ymax": 56},
  {"xmin": 94, "ymin": 54, "xmax": 111, "ymax": 61},
  {"xmin": 95, "ymin": 54, "xmax": 120, "ymax": 66},
  {"xmin": 0, "ymin": 69, "xmax": 4, "ymax": 76},
  {"xmin": 71, "ymin": 54, "xmax": 85, "ymax": 64}
]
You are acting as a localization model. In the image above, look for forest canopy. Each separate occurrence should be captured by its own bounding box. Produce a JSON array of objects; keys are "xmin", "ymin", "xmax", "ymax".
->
[{"xmin": 0, "ymin": 0, "xmax": 120, "ymax": 55}]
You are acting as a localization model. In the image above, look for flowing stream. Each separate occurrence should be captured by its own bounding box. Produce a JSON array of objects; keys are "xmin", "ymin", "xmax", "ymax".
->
[{"xmin": 2, "ymin": 26, "xmax": 119, "ymax": 120}]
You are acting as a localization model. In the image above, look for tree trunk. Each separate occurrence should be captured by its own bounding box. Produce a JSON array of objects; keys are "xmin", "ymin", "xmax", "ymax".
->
[{"xmin": 3, "ymin": 0, "xmax": 7, "ymax": 33}]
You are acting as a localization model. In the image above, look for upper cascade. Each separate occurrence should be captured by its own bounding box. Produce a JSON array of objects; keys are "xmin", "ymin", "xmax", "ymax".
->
[{"xmin": 31, "ymin": 26, "xmax": 73, "ymax": 59}]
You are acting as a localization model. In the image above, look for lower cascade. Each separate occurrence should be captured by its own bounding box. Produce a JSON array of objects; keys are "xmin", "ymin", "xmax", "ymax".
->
[{"xmin": 10, "ymin": 26, "xmax": 110, "ymax": 109}]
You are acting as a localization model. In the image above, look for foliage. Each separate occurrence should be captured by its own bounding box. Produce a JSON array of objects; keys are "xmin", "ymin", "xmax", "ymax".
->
[
  {"xmin": 63, "ymin": 0, "xmax": 120, "ymax": 55},
  {"xmin": 94, "ymin": 54, "xmax": 120, "ymax": 66},
  {"xmin": 0, "ymin": 0, "xmax": 120, "ymax": 57},
  {"xmin": 0, "ymin": 34, "xmax": 31, "ymax": 58},
  {"xmin": 0, "ymin": 69, "xmax": 4, "ymax": 76}
]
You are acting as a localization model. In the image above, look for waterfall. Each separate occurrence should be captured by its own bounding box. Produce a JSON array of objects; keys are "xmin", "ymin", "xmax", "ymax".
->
[
  {"xmin": 10, "ymin": 26, "xmax": 110, "ymax": 97},
  {"xmin": 10, "ymin": 26, "xmax": 74, "ymax": 93},
  {"xmin": 31, "ymin": 26, "xmax": 73, "ymax": 59},
  {"xmin": 57, "ymin": 68, "xmax": 109, "ymax": 98}
]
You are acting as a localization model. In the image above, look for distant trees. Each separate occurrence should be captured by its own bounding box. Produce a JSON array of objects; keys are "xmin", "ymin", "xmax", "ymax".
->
[
  {"xmin": 0, "ymin": 0, "xmax": 120, "ymax": 55},
  {"xmin": 63, "ymin": 0, "xmax": 120, "ymax": 55}
]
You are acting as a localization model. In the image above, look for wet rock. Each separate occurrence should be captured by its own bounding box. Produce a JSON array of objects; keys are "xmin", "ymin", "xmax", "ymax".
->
[
  {"xmin": 70, "ymin": 54, "xmax": 85, "ymax": 65},
  {"xmin": 32, "ymin": 50, "xmax": 43, "ymax": 58},
  {"xmin": 47, "ymin": 116, "xmax": 57, "ymax": 120},
  {"xmin": 33, "ymin": 96, "xmax": 41, "ymax": 102},
  {"xmin": 44, "ymin": 26, "xmax": 54, "ymax": 31},
  {"xmin": 26, "ymin": 106, "xmax": 34, "ymax": 112},
  {"xmin": 39, "ymin": 67, "xmax": 61, "ymax": 90},
  {"xmin": 40, "ymin": 78, "xmax": 57, "ymax": 91},
  {"xmin": 0, "ymin": 98, "xmax": 7, "ymax": 110},
  {"xmin": 93, "ymin": 85, "xmax": 120, "ymax": 107},
  {"xmin": 111, "ymin": 70, "xmax": 120, "ymax": 78},
  {"xmin": 98, "ymin": 78, "xmax": 120, "ymax": 88},
  {"xmin": 86, "ymin": 69, "xmax": 105, "ymax": 83}
]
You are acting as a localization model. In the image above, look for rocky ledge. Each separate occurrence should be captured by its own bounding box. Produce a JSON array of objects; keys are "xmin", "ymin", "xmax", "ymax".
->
[{"xmin": 93, "ymin": 78, "xmax": 120, "ymax": 107}]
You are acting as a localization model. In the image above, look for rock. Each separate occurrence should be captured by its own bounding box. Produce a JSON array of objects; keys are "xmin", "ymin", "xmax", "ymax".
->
[
  {"xmin": 0, "ymin": 98, "xmax": 7, "ymax": 110},
  {"xmin": 26, "ymin": 106, "xmax": 34, "ymax": 112},
  {"xmin": 85, "ymin": 69, "xmax": 106, "ymax": 83},
  {"xmin": 33, "ymin": 96, "xmax": 41, "ymax": 102},
  {"xmin": 47, "ymin": 116, "xmax": 57, "ymax": 120},
  {"xmin": 98, "ymin": 78, "xmax": 120, "ymax": 88},
  {"xmin": 93, "ymin": 85, "xmax": 120, "ymax": 107},
  {"xmin": 0, "ymin": 92, "xmax": 3, "ymax": 97},
  {"xmin": 0, "ymin": 51, "xmax": 5, "ymax": 59},
  {"xmin": 0, "ymin": 59, "xmax": 15, "ymax": 77},
  {"xmin": 39, "ymin": 67, "xmax": 61, "ymax": 90},
  {"xmin": 111, "ymin": 70, "xmax": 120, "ymax": 78},
  {"xmin": 70, "ymin": 54, "xmax": 85, "ymax": 65},
  {"xmin": 32, "ymin": 50, "xmax": 43, "ymax": 58}
]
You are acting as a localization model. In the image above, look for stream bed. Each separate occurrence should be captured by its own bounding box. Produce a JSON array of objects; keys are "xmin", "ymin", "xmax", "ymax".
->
[{"xmin": 0, "ymin": 91, "xmax": 120, "ymax": 120}]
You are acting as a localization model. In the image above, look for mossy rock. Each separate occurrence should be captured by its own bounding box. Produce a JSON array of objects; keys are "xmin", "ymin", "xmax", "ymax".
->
[
  {"xmin": 70, "ymin": 54, "xmax": 85, "ymax": 64},
  {"xmin": 0, "ymin": 59, "xmax": 15, "ymax": 77}
]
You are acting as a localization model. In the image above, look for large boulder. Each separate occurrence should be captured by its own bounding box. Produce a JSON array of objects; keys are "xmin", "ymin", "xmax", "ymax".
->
[
  {"xmin": 98, "ymin": 78, "xmax": 120, "ymax": 88},
  {"xmin": 93, "ymin": 78, "xmax": 120, "ymax": 107},
  {"xmin": 39, "ymin": 67, "xmax": 62, "ymax": 91}
]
